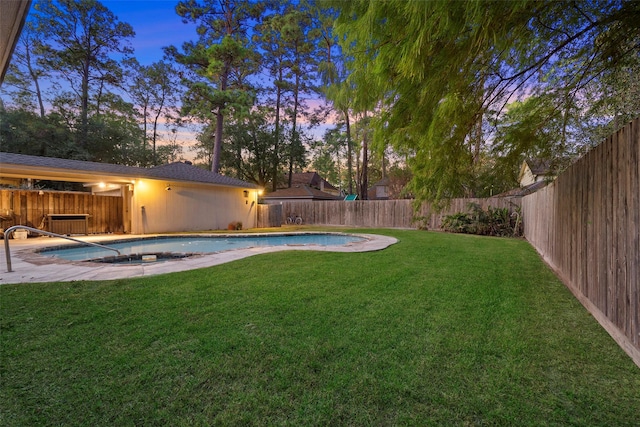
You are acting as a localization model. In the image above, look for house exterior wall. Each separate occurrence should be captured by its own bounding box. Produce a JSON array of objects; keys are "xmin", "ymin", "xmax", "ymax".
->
[
  {"xmin": 130, "ymin": 179, "xmax": 258, "ymax": 234},
  {"xmin": 519, "ymin": 165, "xmax": 537, "ymax": 187},
  {"xmin": 375, "ymin": 185, "xmax": 389, "ymax": 199}
]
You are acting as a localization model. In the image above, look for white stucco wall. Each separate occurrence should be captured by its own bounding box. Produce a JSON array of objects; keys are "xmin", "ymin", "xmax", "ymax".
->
[{"xmin": 129, "ymin": 179, "xmax": 258, "ymax": 234}]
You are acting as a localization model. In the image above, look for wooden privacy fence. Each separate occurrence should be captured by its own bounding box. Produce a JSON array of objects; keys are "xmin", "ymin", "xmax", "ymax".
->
[
  {"xmin": 523, "ymin": 118, "xmax": 639, "ymax": 367},
  {"xmin": 259, "ymin": 197, "xmax": 521, "ymax": 230},
  {"xmin": 0, "ymin": 189, "xmax": 123, "ymax": 234},
  {"xmin": 256, "ymin": 204, "xmax": 283, "ymax": 228}
]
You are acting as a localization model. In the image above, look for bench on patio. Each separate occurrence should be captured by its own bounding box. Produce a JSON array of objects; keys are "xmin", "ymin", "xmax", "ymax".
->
[{"xmin": 46, "ymin": 214, "xmax": 90, "ymax": 235}]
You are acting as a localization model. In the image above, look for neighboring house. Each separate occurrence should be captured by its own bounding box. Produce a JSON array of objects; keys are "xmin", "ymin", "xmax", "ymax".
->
[
  {"xmin": 284, "ymin": 172, "xmax": 341, "ymax": 196},
  {"xmin": 493, "ymin": 180, "xmax": 549, "ymax": 198},
  {"xmin": 368, "ymin": 177, "xmax": 391, "ymax": 200},
  {"xmin": 367, "ymin": 174, "xmax": 412, "ymax": 200},
  {"xmin": 495, "ymin": 159, "xmax": 556, "ymax": 199},
  {"xmin": 263, "ymin": 171, "xmax": 342, "ymax": 204},
  {"xmin": 518, "ymin": 159, "xmax": 554, "ymax": 187},
  {"xmin": 261, "ymin": 185, "xmax": 342, "ymax": 204},
  {"xmin": 0, "ymin": 152, "xmax": 260, "ymax": 234}
]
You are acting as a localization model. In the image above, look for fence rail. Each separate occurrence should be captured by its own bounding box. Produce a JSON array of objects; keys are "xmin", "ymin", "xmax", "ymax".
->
[
  {"xmin": 260, "ymin": 197, "xmax": 521, "ymax": 230},
  {"xmin": 256, "ymin": 204, "xmax": 283, "ymax": 228},
  {"xmin": 523, "ymin": 118, "xmax": 639, "ymax": 367},
  {"xmin": 0, "ymin": 189, "xmax": 123, "ymax": 234}
]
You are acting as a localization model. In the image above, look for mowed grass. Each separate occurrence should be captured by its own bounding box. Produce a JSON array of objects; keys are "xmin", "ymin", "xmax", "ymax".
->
[{"xmin": 1, "ymin": 229, "xmax": 639, "ymax": 426}]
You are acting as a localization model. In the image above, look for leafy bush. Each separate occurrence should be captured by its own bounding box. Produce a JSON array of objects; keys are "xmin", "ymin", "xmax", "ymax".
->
[
  {"xmin": 441, "ymin": 212, "xmax": 475, "ymax": 234},
  {"xmin": 442, "ymin": 203, "xmax": 522, "ymax": 237},
  {"xmin": 412, "ymin": 215, "xmax": 429, "ymax": 230}
]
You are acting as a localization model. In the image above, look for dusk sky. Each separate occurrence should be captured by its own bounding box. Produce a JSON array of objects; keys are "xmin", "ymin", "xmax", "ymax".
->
[
  {"xmin": 100, "ymin": 1, "xmax": 195, "ymax": 65},
  {"xmin": 18, "ymin": 1, "xmax": 197, "ymax": 66},
  {"xmin": 17, "ymin": 0, "xmax": 330, "ymax": 157}
]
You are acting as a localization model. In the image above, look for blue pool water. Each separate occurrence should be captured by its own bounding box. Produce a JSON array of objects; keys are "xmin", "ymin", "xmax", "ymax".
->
[{"xmin": 39, "ymin": 233, "xmax": 366, "ymax": 262}]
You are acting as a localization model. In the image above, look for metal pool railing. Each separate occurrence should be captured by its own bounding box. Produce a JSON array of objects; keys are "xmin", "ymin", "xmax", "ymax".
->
[{"xmin": 3, "ymin": 225, "xmax": 121, "ymax": 273}]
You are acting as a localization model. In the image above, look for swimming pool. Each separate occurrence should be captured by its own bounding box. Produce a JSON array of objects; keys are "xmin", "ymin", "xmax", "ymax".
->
[
  {"xmin": 38, "ymin": 233, "xmax": 367, "ymax": 263},
  {"xmin": 3, "ymin": 232, "xmax": 397, "ymax": 283}
]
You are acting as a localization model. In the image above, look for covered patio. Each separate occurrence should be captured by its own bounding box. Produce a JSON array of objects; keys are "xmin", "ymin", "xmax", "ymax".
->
[{"xmin": 0, "ymin": 152, "xmax": 261, "ymax": 235}]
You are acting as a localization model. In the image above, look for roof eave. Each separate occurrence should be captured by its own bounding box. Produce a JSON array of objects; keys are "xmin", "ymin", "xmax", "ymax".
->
[{"xmin": 0, "ymin": 163, "xmax": 138, "ymax": 184}]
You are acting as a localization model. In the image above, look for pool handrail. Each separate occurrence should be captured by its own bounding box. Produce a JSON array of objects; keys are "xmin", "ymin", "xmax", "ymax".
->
[{"xmin": 3, "ymin": 225, "xmax": 121, "ymax": 273}]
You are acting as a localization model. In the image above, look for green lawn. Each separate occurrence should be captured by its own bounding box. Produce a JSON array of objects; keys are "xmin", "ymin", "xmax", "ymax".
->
[{"xmin": 1, "ymin": 229, "xmax": 639, "ymax": 426}]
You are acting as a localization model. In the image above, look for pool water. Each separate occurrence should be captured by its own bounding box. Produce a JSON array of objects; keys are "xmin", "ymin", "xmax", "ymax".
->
[{"xmin": 38, "ymin": 233, "xmax": 366, "ymax": 262}]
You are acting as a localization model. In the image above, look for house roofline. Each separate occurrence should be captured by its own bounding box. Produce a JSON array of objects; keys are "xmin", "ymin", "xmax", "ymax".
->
[{"xmin": 0, "ymin": 152, "xmax": 259, "ymax": 190}]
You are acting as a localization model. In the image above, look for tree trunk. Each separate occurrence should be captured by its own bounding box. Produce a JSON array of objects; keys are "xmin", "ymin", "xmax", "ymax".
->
[
  {"xmin": 143, "ymin": 103, "xmax": 148, "ymax": 152},
  {"xmin": 288, "ymin": 49, "xmax": 301, "ymax": 189},
  {"xmin": 80, "ymin": 55, "xmax": 90, "ymax": 149},
  {"xmin": 272, "ymin": 67, "xmax": 283, "ymax": 192},
  {"xmin": 381, "ymin": 148, "xmax": 387, "ymax": 179},
  {"xmin": 344, "ymin": 109, "xmax": 353, "ymax": 195},
  {"xmin": 360, "ymin": 119, "xmax": 368, "ymax": 200},
  {"xmin": 25, "ymin": 46, "xmax": 45, "ymax": 118},
  {"xmin": 212, "ymin": 59, "xmax": 230, "ymax": 173},
  {"xmin": 152, "ymin": 90, "xmax": 165, "ymax": 166},
  {"xmin": 212, "ymin": 108, "xmax": 224, "ymax": 173}
]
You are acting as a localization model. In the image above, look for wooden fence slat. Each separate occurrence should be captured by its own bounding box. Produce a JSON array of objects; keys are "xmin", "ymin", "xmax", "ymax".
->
[
  {"xmin": 266, "ymin": 197, "xmax": 521, "ymax": 231},
  {"xmin": 522, "ymin": 117, "xmax": 640, "ymax": 367},
  {"xmin": 0, "ymin": 189, "xmax": 123, "ymax": 234},
  {"xmin": 630, "ymin": 119, "xmax": 640, "ymax": 348}
]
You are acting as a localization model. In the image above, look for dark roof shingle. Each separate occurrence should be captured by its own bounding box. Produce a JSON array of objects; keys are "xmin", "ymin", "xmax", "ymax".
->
[
  {"xmin": 0, "ymin": 152, "xmax": 257, "ymax": 189},
  {"xmin": 285, "ymin": 172, "xmax": 338, "ymax": 191},
  {"xmin": 262, "ymin": 185, "xmax": 341, "ymax": 200}
]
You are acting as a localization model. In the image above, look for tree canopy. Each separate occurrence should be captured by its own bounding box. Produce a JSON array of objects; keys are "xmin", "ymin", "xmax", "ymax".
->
[
  {"xmin": 2, "ymin": 0, "xmax": 639, "ymax": 200},
  {"xmin": 331, "ymin": 0, "xmax": 640, "ymax": 204},
  {"xmin": 169, "ymin": 0, "xmax": 262, "ymax": 173},
  {"xmin": 35, "ymin": 0, "xmax": 135, "ymax": 150}
]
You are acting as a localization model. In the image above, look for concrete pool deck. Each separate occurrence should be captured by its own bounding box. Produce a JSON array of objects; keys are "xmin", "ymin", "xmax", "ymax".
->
[{"xmin": 0, "ymin": 232, "xmax": 397, "ymax": 284}]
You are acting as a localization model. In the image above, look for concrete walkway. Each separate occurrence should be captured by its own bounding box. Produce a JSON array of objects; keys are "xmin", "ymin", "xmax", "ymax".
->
[{"xmin": 0, "ymin": 232, "xmax": 397, "ymax": 284}]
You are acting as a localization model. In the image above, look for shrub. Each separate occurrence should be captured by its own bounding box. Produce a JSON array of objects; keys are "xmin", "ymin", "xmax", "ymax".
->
[
  {"xmin": 442, "ymin": 203, "xmax": 522, "ymax": 237},
  {"xmin": 441, "ymin": 212, "xmax": 475, "ymax": 234},
  {"xmin": 412, "ymin": 215, "xmax": 429, "ymax": 230}
]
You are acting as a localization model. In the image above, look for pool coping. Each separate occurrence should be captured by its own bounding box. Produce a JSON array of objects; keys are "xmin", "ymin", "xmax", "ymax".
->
[{"xmin": 0, "ymin": 232, "xmax": 398, "ymax": 284}]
